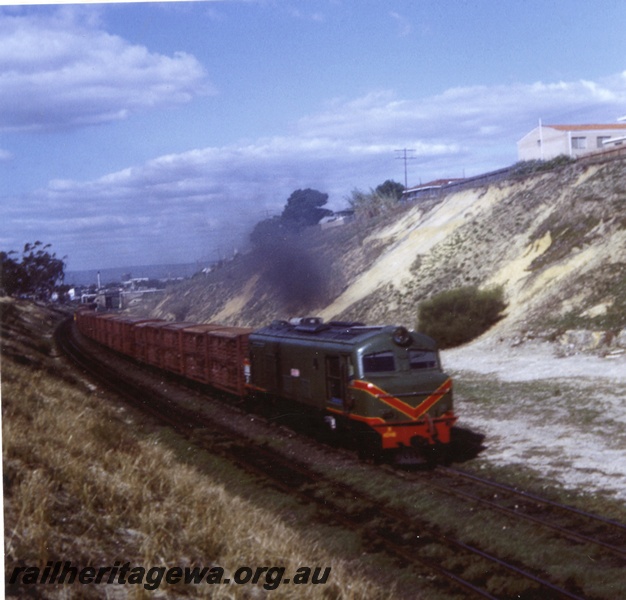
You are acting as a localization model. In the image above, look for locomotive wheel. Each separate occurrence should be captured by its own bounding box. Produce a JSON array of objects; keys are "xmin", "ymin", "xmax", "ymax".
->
[{"xmin": 424, "ymin": 442, "xmax": 449, "ymax": 468}]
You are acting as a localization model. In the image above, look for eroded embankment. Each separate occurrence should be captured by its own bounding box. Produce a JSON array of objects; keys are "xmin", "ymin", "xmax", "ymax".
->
[
  {"xmin": 149, "ymin": 159, "xmax": 625, "ymax": 351},
  {"xmin": 319, "ymin": 160, "xmax": 626, "ymax": 343}
]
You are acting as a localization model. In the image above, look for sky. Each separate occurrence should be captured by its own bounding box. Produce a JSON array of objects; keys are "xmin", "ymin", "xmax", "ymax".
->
[{"xmin": 1, "ymin": 0, "xmax": 625, "ymax": 272}]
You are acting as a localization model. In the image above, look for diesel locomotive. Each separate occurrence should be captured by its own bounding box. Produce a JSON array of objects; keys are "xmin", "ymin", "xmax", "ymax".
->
[{"xmin": 75, "ymin": 310, "xmax": 456, "ymax": 464}]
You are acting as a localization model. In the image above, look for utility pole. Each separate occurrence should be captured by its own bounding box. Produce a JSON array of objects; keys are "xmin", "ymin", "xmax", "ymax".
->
[{"xmin": 395, "ymin": 148, "xmax": 416, "ymax": 189}]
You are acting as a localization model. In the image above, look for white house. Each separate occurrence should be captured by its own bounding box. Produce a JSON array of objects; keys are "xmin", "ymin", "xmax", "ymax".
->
[{"xmin": 517, "ymin": 123, "xmax": 626, "ymax": 161}]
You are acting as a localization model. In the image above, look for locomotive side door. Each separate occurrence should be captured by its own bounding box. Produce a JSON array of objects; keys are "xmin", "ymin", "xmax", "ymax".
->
[
  {"xmin": 249, "ymin": 341, "xmax": 280, "ymax": 395},
  {"xmin": 325, "ymin": 354, "xmax": 351, "ymax": 412}
]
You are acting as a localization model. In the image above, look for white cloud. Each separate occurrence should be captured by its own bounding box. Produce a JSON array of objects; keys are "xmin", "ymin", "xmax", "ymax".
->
[
  {"xmin": 4, "ymin": 69, "xmax": 626, "ymax": 269},
  {"xmin": 389, "ymin": 11, "xmax": 412, "ymax": 37},
  {"xmin": 0, "ymin": 9, "xmax": 211, "ymax": 132},
  {"xmin": 299, "ymin": 75, "xmax": 626, "ymax": 156}
]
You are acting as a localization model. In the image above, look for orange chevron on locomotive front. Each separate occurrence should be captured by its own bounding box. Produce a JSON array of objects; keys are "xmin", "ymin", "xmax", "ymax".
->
[{"xmin": 350, "ymin": 378, "xmax": 452, "ymax": 420}]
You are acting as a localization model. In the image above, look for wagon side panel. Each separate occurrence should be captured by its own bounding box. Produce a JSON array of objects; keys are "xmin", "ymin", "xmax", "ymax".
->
[{"xmin": 206, "ymin": 327, "xmax": 252, "ymax": 396}]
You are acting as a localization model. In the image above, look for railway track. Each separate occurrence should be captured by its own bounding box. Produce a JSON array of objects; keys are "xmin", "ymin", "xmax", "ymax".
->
[
  {"xmin": 436, "ymin": 467, "xmax": 626, "ymax": 560},
  {"xmin": 56, "ymin": 317, "xmax": 625, "ymax": 599},
  {"xmin": 385, "ymin": 465, "xmax": 626, "ymax": 563}
]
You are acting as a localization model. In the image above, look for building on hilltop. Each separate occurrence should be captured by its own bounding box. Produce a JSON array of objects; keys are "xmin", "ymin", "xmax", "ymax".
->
[
  {"xmin": 402, "ymin": 179, "xmax": 464, "ymax": 202},
  {"xmin": 517, "ymin": 123, "xmax": 626, "ymax": 161}
]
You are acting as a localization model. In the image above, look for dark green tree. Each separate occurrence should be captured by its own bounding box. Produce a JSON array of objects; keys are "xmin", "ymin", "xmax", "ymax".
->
[
  {"xmin": 0, "ymin": 241, "xmax": 66, "ymax": 299},
  {"xmin": 0, "ymin": 251, "xmax": 21, "ymax": 296},
  {"xmin": 346, "ymin": 187, "xmax": 398, "ymax": 219},
  {"xmin": 281, "ymin": 188, "xmax": 332, "ymax": 229},
  {"xmin": 418, "ymin": 285, "xmax": 506, "ymax": 348},
  {"xmin": 375, "ymin": 179, "xmax": 405, "ymax": 201}
]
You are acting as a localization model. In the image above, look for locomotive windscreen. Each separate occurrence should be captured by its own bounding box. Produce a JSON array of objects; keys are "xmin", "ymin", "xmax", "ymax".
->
[
  {"xmin": 408, "ymin": 349, "xmax": 438, "ymax": 370},
  {"xmin": 363, "ymin": 351, "xmax": 396, "ymax": 373}
]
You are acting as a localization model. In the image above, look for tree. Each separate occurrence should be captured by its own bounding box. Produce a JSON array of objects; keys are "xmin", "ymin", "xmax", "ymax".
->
[
  {"xmin": 281, "ymin": 188, "xmax": 332, "ymax": 229},
  {"xmin": 0, "ymin": 251, "xmax": 21, "ymax": 296},
  {"xmin": 0, "ymin": 241, "xmax": 66, "ymax": 300},
  {"xmin": 375, "ymin": 179, "xmax": 405, "ymax": 201},
  {"xmin": 346, "ymin": 187, "xmax": 398, "ymax": 219}
]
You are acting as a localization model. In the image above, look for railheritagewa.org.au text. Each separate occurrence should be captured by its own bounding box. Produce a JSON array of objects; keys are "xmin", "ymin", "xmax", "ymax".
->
[{"xmin": 8, "ymin": 561, "xmax": 332, "ymax": 591}]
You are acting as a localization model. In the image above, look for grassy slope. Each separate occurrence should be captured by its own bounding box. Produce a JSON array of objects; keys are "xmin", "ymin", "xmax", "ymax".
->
[{"xmin": 1, "ymin": 299, "xmax": 398, "ymax": 599}]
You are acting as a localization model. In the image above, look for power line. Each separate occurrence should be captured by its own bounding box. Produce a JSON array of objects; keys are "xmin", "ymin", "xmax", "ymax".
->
[{"xmin": 395, "ymin": 148, "xmax": 416, "ymax": 188}]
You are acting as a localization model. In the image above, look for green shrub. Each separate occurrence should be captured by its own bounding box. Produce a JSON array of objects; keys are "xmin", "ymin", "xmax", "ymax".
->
[
  {"xmin": 509, "ymin": 154, "xmax": 575, "ymax": 177},
  {"xmin": 418, "ymin": 285, "xmax": 506, "ymax": 348}
]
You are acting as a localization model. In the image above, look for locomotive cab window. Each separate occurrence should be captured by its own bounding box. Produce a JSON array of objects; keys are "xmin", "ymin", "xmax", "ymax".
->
[
  {"xmin": 362, "ymin": 351, "xmax": 395, "ymax": 373},
  {"xmin": 408, "ymin": 349, "xmax": 438, "ymax": 370}
]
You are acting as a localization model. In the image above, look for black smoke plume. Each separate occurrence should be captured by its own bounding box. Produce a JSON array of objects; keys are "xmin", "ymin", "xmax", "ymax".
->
[{"xmin": 250, "ymin": 218, "xmax": 328, "ymax": 311}]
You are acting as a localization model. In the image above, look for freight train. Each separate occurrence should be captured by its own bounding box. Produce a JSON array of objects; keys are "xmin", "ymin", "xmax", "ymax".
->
[{"xmin": 75, "ymin": 309, "xmax": 456, "ymax": 464}]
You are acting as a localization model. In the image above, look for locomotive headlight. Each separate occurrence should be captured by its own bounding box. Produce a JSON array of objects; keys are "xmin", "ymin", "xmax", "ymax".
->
[{"xmin": 392, "ymin": 326, "xmax": 412, "ymax": 347}]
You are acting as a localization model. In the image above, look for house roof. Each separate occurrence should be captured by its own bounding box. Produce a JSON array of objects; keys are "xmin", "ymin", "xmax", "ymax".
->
[
  {"xmin": 404, "ymin": 178, "xmax": 464, "ymax": 192},
  {"xmin": 546, "ymin": 124, "xmax": 626, "ymax": 131}
]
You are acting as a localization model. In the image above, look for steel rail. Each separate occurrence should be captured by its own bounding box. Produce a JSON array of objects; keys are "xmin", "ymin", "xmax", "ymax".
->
[
  {"xmin": 393, "ymin": 466, "xmax": 626, "ymax": 561},
  {"xmin": 443, "ymin": 467, "xmax": 626, "ymax": 532}
]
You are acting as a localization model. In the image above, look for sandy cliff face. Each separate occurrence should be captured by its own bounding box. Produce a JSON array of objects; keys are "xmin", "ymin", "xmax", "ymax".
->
[
  {"xmin": 151, "ymin": 158, "xmax": 626, "ymax": 347},
  {"xmin": 320, "ymin": 159, "xmax": 626, "ymax": 344}
]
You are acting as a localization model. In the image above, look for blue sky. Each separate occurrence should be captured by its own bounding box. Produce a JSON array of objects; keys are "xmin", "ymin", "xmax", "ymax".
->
[{"xmin": 1, "ymin": 0, "xmax": 625, "ymax": 271}]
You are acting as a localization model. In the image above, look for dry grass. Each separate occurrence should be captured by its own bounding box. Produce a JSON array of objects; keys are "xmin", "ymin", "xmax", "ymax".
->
[{"xmin": 2, "ymin": 320, "xmax": 400, "ymax": 599}]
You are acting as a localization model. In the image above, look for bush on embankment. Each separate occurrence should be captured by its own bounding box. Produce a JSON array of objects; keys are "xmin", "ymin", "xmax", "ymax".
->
[{"xmin": 418, "ymin": 285, "xmax": 506, "ymax": 348}]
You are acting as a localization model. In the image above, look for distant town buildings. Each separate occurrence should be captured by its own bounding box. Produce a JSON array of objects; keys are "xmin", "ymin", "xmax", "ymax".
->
[{"xmin": 517, "ymin": 123, "xmax": 626, "ymax": 161}]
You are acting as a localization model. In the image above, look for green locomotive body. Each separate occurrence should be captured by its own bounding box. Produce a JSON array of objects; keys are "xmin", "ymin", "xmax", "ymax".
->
[{"xmin": 247, "ymin": 318, "xmax": 456, "ymax": 462}]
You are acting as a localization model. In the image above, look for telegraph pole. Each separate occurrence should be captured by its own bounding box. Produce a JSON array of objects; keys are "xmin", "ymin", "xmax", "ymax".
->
[{"xmin": 395, "ymin": 148, "xmax": 416, "ymax": 188}]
